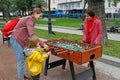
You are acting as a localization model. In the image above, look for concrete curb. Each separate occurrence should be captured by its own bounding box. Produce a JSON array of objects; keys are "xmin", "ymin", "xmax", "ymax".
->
[
  {"xmin": 97, "ymin": 55, "xmax": 120, "ymax": 68},
  {"xmin": 102, "ymin": 54, "xmax": 120, "ymax": 63}
]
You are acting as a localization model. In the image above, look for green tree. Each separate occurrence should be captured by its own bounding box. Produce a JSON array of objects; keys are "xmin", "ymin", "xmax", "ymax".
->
[
  {"xmin": 33, "ymin": 0, "xmax": 47, "ymax": 8},
  {"xmin": 0, "ymin": 0, "xmax": 10, "ymax": 19},
  {"xmin": 0, "ymin": 0, "xmax": 47, "ymax": 18}
]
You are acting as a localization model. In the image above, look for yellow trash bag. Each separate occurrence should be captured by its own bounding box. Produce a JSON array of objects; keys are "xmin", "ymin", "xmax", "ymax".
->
[{"xmin": 27, "ymin": 48, "xmax": 44, "ymax": 76}]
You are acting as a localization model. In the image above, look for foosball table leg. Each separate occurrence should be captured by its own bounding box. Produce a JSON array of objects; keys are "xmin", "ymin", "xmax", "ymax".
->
[
  {"xmin": 69, "ymin": 61, "xmax": 76, "ymax": 80},
  {"xmin": 44, "ymin": 56, "xmax": 67, "ymax": 76},
  {"xmin": 44, "ymin": 56, "xmax": 50, "ymax": 76},
  {"xmin": 89, "ymin": 61, "xmax": 97, "ymax": 80},
  {"xmin": 62, "ymin": 60, "xmax": 66, "ymax": 69}
]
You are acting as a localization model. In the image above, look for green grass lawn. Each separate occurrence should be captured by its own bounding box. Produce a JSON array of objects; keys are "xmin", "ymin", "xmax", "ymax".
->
[
  {"xmin": 36, "ymin": 18, "xmax": 120, "ymax": 29},
  {"xmin": 36, "ymin": 18, "xmax": 83, "ymax": 28},
  {"xmin": 0, "ymin": 25, "xmax": 4, "ymax": 29},
  {"xmin": 35, "ymin": 28, "xmax": 120, "ymax": 58},
  {"xmin": 103, "ymin": 40, "xmax": 120, "ymax": 58}
]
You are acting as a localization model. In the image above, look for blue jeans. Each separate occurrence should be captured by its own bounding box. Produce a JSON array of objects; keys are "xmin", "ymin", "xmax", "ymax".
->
[{"xmin": 10, "ymin": 36, "xmax": 25, "ymax": 78}]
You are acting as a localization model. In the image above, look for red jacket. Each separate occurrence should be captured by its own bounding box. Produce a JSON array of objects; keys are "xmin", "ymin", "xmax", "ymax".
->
[
  {"xmin": 83, "ymin": 18, "xmax": 102, "ymax": 44},
  {"xmin": 2, "ymin": 18, "xmax": 19, "ymax": 37}
]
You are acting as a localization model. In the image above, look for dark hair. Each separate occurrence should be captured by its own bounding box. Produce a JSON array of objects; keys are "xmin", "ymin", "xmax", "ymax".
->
[{"xmin": 85, "ymin": 9, "xmax": 95, "ymax": 17}]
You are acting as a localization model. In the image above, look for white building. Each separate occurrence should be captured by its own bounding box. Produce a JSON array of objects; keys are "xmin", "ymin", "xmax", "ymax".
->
[
  {"xmin": 104, "ymin": 0, "xmax": 120, "ymax": 13},
  {"xmin": 44, "ymin": 0, "xmax": 58, "ymax": 10},
  {"xmin": 44, "ymin": 0, "xmax": 120, "ymax": 13},
  {"xmin": 58, "ymin": 0, "xmax": 87, "ymax": 10}
]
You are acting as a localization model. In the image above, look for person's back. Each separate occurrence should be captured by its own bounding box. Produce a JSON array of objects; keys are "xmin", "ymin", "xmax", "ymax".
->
[{"xmin": 11, "ymin": 15, "xmax": 35, "ymax": 47}]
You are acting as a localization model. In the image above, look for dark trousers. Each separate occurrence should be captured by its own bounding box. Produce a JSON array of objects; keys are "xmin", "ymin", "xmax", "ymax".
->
[{"xmin": 31, "ymin": 74, "xmax": 40, "ymax": 80}]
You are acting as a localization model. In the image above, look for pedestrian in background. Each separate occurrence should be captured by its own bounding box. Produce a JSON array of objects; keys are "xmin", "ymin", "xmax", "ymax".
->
[{"xmin": 10, "ymin": 8, "xmax": 48, "ymax": 80}]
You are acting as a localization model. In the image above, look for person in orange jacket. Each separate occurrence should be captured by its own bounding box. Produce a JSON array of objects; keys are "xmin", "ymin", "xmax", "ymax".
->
[
  {"xmin": 24, "ymin": 35, "xmax": 51, "ymax": 80},
  {"xmin": 82, "ymin": 9, "xmax": 103, "ymax": 45}
]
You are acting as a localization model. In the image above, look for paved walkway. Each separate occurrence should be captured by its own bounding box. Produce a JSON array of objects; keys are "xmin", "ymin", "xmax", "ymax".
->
[
  {"xmin": 35, "ymin": 24, "xmax": 120, "ymax": 41},
  {"xmin": 0, "ymin": 38, "xmax": 119, "ymax": 80}
]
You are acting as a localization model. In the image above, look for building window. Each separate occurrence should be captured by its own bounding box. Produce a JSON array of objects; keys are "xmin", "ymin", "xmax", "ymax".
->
[
  {"xmin": 77, "ymin": 3, "xmax": 80, "ymax": 8},
  {"xmin": 58, "ymin": 0, "xmax": 62, "ymax": 3},
  {"xmin": 108, "ymin": 2, "xmax": 110, "ymax": 7},
  {"xmin": 114, "ymin": 2, "xmax": 117, "ymax": 7},
  {"xmin": 52, "ymin": 0, "xmax": 56, "ymax": 3}
]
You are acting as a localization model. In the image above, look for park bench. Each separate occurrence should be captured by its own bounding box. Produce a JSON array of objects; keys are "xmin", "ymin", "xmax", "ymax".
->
[
  {"xmin": 106, "ymin": 22, "xmax": 120, "ymax": 33},
  {"xmin": 0, "ymin": 22, "xmax": 10, "ymax": 47},
  {"xmin": 105, "ymin": 22, "xmax": 114, "ymax": 31},
  {"xmin": 0, "ymin": 28, "xmax": 10, "ymax": 47},
  {"xmin": 115, "ymin": 27, "xmax": 120, "ymax": 33}
]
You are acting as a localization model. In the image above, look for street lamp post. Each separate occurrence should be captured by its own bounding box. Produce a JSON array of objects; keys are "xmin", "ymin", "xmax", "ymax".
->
[{"xmin": 48, "ymin": 0, "xmax": 52, "ymax": 34}]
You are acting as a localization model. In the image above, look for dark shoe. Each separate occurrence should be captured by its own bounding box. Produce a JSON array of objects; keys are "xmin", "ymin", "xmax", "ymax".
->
[{"xmin": 24, "ymin": 75, "xmax": 31, "ymax": 80}]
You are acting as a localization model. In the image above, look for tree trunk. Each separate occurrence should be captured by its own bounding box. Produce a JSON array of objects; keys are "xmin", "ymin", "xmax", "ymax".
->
[
  {"xmin": 88, "ymin": 0, "xmax": 108, "ymax": 45},
  {"xmin": 2, "ymin": 0, "xmax": 10, "ymax": 19},
  {"xmin": 29, "ymin": 0, "xmax": 33, "ymax": 10}
]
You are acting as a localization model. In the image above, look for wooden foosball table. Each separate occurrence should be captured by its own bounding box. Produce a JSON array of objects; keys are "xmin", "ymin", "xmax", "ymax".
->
[{"xmin": 44, "ymin": 38, "xmax": 102, "ymax": 80}]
